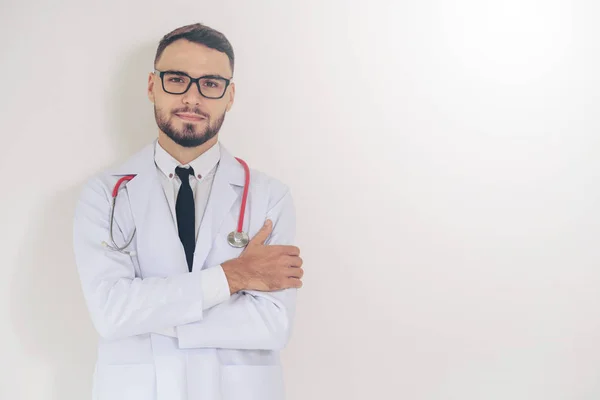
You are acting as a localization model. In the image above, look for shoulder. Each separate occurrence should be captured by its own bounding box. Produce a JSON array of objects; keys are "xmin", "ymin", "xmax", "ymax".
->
[
  {"xmin": 246, "ymin": 168, "xmax": 296, "ymax": 241},
  {"xmin": 76, "ymin": 141, "xmax": 154, "ymax": 205},
  {"xmin": 221, "ymin": 143, "xmax": 294, "ymax": 209},
  {"xmin": 248, "ymin": 167, "xmax": 293, "ymax": 210},
  {"xmin": 73, "ymin": 175, "xmax": 122, "ymax": 220}
]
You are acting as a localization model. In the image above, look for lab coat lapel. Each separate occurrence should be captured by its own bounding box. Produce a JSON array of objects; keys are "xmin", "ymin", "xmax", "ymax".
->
[
  {"xmin": 193, "ymin": 145, "xmax": 246, "ymax": 270},
  {"xmin": 109, "ymin": 142, "xmax": 156, "ymax": 240},
  {"xmin": 109, "ymin": 140, "xmax": 189, "ymax": 275}
]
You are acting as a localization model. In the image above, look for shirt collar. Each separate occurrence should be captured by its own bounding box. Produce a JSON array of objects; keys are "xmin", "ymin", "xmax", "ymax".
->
[{"xmin": 154, "ymin": 140, "xmax": 221, "ymax": 181}]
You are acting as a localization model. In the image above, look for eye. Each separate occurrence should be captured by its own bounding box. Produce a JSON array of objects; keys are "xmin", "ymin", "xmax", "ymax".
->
[
  {"xmin": 163, "ymin": 73, "xmax": 189, "ymax": 85},
  {"xmin": 202, "ymin": 80, "xmax": 221, "ymax": 88}
]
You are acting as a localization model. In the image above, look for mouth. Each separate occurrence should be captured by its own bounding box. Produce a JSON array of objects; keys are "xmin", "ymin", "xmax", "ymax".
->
[{"xmin": 175, "ymin": 113, "xmax": 207, "ymax": 122}]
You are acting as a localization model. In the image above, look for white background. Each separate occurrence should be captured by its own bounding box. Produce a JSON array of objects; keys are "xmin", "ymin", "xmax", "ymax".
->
[{"xmin": 2, "ymin": 1, "xmax": 600, "ymax": 399}]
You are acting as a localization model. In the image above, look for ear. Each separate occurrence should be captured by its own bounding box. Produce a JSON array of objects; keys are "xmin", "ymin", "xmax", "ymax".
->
[
  {"xmin": 225, "ymin": 82, "xmax": 235, "ymax": 112},
  {"xmin": 147, "ymin": 72, "xmax": 156, "ymax": 103}
]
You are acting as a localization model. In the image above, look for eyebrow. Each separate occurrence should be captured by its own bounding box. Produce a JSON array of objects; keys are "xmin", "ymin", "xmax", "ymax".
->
[{"xmin": 161, "ymin": 70, "xmax": 229, "ymax": 80}]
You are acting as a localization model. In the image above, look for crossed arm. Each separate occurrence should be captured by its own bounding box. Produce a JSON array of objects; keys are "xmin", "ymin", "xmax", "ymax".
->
[{"xmin": 73, "ymin": 177, "xmax": 299, "ymax": 351}]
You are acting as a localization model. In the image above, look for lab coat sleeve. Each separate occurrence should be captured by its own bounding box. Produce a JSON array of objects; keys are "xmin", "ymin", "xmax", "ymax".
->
[
  {"xmin": 175, "ymin": 188, "xmax": 298, "ymax": 351},
  {"xmin": 152, "ymin": 266, "xmax": 230, "ymax": 337},
  {"xmin": 73, "ymin": 177, "xmax": 208, "ymax": 340}
]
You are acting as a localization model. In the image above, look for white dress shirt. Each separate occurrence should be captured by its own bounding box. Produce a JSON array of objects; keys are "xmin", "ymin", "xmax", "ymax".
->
[{"xmin": 154, "ymin": 141, "xmax": 231, "ymax": 311}]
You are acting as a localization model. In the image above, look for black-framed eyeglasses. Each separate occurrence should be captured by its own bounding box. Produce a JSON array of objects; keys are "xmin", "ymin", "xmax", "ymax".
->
[{"xmin": 154, "ymin": 69, "xmax": 232, "ymax": 99}]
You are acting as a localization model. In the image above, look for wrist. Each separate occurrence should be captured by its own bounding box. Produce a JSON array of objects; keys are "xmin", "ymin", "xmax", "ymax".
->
[{"xmin": 221, "ymin": 259, "xmax": 246, "ymax": 294}]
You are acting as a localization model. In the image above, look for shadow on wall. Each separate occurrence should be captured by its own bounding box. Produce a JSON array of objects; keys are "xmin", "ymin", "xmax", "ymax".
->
[
  {"xmin": 10, "ymin": 186, "xmax": 96, "ymax": 399},
  {"xmin": 106, "ymin": 41, "xmax": 159, "ymax": 162},
  {"xmin": 9, "ymin": 42, "xmax": 159, "ymax": 400}
]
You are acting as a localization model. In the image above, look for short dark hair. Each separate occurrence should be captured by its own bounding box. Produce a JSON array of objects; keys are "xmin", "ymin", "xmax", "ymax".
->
[{"xmin": 154, "ymin": 23, "xmax": 235, "ymax": 74}]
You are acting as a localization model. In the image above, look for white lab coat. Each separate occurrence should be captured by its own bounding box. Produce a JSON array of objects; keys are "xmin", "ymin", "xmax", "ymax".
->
[{"xmin": 73, "ymin": 140, "xmax": 297, "ymax": 400}]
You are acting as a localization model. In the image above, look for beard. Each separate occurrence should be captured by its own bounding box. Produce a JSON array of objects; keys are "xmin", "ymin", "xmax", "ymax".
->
[{"xmin": 154, "ymin": 105, "xmax": 226, "ymax": 148}]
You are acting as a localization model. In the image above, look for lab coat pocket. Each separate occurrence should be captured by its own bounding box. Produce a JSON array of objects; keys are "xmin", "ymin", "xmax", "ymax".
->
[
  {"xmin": 97, "ymin": 363, "xmax": 156, "ymax": 400},
  {"xmin": 221, "ymin": 365, "xmax": 285, "ymax": 400}
]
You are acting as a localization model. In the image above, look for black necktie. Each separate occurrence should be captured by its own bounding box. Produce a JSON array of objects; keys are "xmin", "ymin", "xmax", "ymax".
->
[{"xmin": 175, "ymin": 166, "xmax": 195, "ymax": 272}]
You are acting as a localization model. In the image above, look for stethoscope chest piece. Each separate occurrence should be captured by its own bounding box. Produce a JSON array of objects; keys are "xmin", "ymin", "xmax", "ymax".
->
[{"xmin": 228, "ymin": 230, "xmax": 249, "ymax": 248}]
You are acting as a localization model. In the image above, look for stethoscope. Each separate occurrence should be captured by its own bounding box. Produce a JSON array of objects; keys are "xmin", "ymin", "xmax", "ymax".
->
[{"xmin": 101, "ymin": 157, "xmax": 250, "ymax": 255}]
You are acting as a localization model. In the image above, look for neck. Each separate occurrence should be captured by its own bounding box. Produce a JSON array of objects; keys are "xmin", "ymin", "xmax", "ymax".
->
[{"xmin": 157, "ymin": 131, "xmax": 218, "ymax": 165}]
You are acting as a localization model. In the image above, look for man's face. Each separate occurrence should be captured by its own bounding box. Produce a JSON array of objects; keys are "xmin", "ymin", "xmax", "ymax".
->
[{"xmin": 148, "ymin": 39, "xmax": 235, "ymax": 148}]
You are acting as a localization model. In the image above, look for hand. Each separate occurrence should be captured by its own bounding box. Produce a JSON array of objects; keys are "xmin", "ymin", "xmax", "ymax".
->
[{"xmin": 221, "ymin": 220, "xmax": 304, "ymax": 294}]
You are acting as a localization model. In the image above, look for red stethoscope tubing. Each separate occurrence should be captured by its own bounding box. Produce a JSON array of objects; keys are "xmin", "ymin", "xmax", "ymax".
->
[
  {"xmin": 112, "ymin": 175, "xmax": 136, "ymax": 197},
  {"xmin": 234, "ymin": 157, "xmax": 250, "ymax": 234}
]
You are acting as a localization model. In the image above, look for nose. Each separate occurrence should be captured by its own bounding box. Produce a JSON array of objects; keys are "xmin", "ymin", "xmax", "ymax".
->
[{"xmin": 182, "ymin": 81, "xmax": 203, "ymax": 105}]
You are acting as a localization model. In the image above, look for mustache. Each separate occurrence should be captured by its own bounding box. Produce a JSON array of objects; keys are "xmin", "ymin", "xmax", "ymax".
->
[{"xmin": 172, "ymin": 108, "xmax": 209, "ymax": 118}]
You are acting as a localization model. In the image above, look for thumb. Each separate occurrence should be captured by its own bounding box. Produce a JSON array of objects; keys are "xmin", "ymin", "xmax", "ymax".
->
[{"xmin": 248, "ymin": 219, "xmax": 273, "ymax": 247}]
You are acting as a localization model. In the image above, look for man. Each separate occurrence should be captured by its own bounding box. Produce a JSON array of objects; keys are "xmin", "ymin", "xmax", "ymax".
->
[{"xmin": 73, "ymin": 23, "xmax": 303, "ymax": 400}]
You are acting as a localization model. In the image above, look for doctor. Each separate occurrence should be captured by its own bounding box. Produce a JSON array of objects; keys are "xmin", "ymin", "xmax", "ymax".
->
[{"xmin": 73, "ymin": 23, "xmax": 304, "ymax": 400}]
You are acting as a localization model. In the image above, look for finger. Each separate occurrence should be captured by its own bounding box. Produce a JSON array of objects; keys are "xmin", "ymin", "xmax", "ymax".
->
[
  {"xmin": 270, "ymin": 245, "xmax": 300, "ymax": 256},
  {"xmin": 287, "ymin": 277, "xmax": 303, "ymax": 289},
  {"xmin": 248, "ymin": 219, "xmax": 273, "ymax": 246},
  {"xmin": 287, "ymin": 266, "xmax": 304, "ymax": 279},
  {"xmin": 285, "ymin": 256, "xmax": 303, "ymax": 268}
]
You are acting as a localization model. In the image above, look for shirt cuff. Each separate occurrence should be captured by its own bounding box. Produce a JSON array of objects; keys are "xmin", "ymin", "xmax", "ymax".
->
[{"xmin": 200, "ymin": 265, "xmax": 231, "ymax": 310}]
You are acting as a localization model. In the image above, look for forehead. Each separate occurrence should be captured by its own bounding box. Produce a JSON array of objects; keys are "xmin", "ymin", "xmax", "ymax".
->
[{"xmin": 157, "ymin": 39, "xmax": 232, "ymax": 77}]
